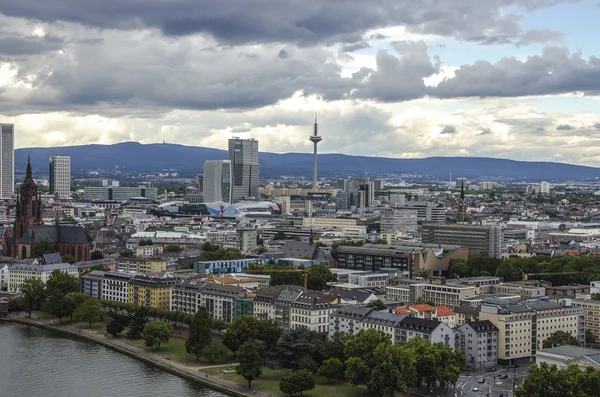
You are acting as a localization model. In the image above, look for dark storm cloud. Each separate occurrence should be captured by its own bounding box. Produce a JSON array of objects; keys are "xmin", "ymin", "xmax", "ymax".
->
[
  {"xmin": 0, "ymin": 34, "xmax": 64, "ymax": 56},
  {"xmin": 433, "ymin": 47, "xmax": 600, "ymax": 98},
  {"xmin": 0, "ymin": 0, "xmax": 568, "ymax": 45},
  {"xmin": 440, "ymin": 125, "xmax": 457, "ymax": 134},
  {"xmin": 556, "ymin": 124, "xmax": 574, "ymax": 130}
]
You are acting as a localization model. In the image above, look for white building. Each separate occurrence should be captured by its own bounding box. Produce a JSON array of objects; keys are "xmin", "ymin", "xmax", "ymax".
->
[
  {"xmin": 456, "ymin": 320, "xmax": 499, "ymax": 370},
  {"xmin": 7, "ymin": 263, "xmax": 78, "ymax": 292},
  {"xmin": 49, "ymin": 155, "xmax": 71, "ymax": 198},
  {"xmin": 0, "ymin": 264, "xmax": 9, "ymax": 290},
  {"xmin": 0, "ymin": 123, "xmax": 14, "ymax": 199},
  {"xmin": 348, "ymin": 272, "xmax": 389, "ymax": 288},
  {"xmin": 170, "ymin": 278, "xmax": 204, "ymax": 314},
  {"xmin": 540, "ymin": 181, "xmax": 551, "ymax": 194},
  {"xmin": 203, "ymin": 160, "xmax": 233, "ymax": 204},
  {"xmin": 591, "ymin": 281, "xmax": 600, "ymax": 295},
  {"xmin": 536, "ymin": 345, "xmax": 600, "ymax": 370},
  {"xmin": 101, "ymin": 271, "xmax": 136, "ymax": 303},
  {"xmin": 237, "ymin": 229, "xmax": 258, "ymax": 253},
  {"xmin": 379, "ymin": 208, "xmax": 418, "ymax": 235},
  {"xmin": 290, "ymin": 292, "xmax": 336, "ymax": 333},
  {"xmin": 328, "ymin": 305, "xmax": 375, "ymax": 338}
]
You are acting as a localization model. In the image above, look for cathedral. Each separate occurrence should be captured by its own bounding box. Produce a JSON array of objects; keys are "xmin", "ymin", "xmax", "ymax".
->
[{"xmin": 13, "ymin": 158, "xmax": 91, "ymax": 261}]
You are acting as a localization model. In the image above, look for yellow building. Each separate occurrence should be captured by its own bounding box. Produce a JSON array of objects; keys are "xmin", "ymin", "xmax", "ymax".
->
[
  {"xmin": 302, "ymin": 217, "xmax": 358, "ymax": 229},
  {"xmin": 128, "ymin": 275, "xmax": 177, "ymax": 309},
  {"xmin": 118, "ymin": 257, "xmax": 167, "ymax": 273},
  {"xmin": 479, "ymin": 303, "xmax": 533, "ymax": 362},
  {"xmin": 572, "ymin": 299, "xmax": 600, "ymax": 343}
]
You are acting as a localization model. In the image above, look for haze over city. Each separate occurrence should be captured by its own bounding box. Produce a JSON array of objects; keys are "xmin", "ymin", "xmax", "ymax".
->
[{"xmin": 1, "ymin": 1, "xmax": 600, "ymax": 166}]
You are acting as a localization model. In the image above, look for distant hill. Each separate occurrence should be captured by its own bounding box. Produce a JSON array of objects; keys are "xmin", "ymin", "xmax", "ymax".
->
[{"xmin": 14, "ymin": 141, "xmax": 600, "ymax": 180}]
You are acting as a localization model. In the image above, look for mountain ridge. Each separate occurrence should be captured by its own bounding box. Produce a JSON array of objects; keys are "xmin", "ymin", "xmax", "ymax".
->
[{"xmin": 14, "ymin": 141, "xmax": 600, "ymax": 180}]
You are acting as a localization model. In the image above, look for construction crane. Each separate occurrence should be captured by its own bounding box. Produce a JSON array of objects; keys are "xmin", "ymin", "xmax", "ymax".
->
[
  {"xmin": 245, "ymin": 268, "xmax": 309, "ymax": 290},
  {"xmin": 519, "ymin": 268, "xmax": 583, "ymax": 281}
]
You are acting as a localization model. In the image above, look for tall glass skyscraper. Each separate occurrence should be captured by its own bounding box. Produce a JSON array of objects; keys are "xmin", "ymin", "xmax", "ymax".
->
[
  {"xmin": 49, "ymin": 155, "xmax": 71, "ymax": 198},
  {"xmin": 202, "ymin": 160, "xmax": 232, "ymax": 203},
  {"xmin": 228, "ymin": 138, "xmax": 259, "ymax": 202},
  {"xmin": 0, "ymin": 124, "xmax": 14, "ymax": 199}
]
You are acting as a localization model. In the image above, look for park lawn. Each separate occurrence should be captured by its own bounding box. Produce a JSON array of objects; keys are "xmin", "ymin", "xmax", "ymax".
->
[
  {"xmin": 70, "ymin": 320, "xmax": 108, "ymax": 332},
  {"xmin": 31, "ymin": 311, "xmax": 56, "ymax": 320},
  {"xmin": 203, "ymin": 367, "xmax": 371, "ymax": 397}
]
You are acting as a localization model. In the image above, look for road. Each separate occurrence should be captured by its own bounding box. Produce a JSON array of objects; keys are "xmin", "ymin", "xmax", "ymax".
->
[{"xmin": 450, "ymin": 367, "xmax": 530, "ymax": 397}]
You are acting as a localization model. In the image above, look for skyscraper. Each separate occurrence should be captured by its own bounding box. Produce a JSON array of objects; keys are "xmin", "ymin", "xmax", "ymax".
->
[
  {"xmin": 0, "ymin": 124, "xmax": 14, "ymax": 198},
  {"xmin": 228, "ymin": 138, "xmax": 259, "ymax": 202},
  {"xmin": 49, "ymin": 155, "xmax": 71, "ymax": 198},
  {"xmin": 309, "ymin": 115, "xmax": 322, "ymax": 189},
  {"xmin": 202, "ymin": 160, "xmax": 232, "ymax": 203}
]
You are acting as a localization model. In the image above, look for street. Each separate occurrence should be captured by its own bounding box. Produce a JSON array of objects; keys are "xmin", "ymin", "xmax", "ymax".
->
[{"xmin": 447, "ymin": 367, "xmax": 530, "ymax": 397}]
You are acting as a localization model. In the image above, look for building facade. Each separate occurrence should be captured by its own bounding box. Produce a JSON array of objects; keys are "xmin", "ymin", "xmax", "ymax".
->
[
  {"xmin": 203, "ymin": 160, "xmax": 232, "ymax": 203},
  {"xmin": 572, "ymin": 299, "xmax": 600, "ymax": 343},
  {"xmin": 7, "ymin": 263, "xmax": 78, "ymax": 292},
  {"xmin": 237, "ymin": 229, "xmax": 258, "ymax": 253},
  {"xmin": 49, "ymin": 155, "xmax": 71, "ymax": 198},
  {"xmin": 421, "ymin": 224, "xmax": 502, "ymax": 258},
  {"xmin": 83, "ymin": 186, "xmax": 158, "ymax": 201},
  {"xmin": 80, "ymin": 270, "xmax": 106, "ymax": 299},
  {"xmin": 456, "ymin": 320, "xmax": 499, "ymax": 370},
  {"xmin": 117, "ymin": 257, "xmax": 167, "ymax": 273},
  {"xmin": 379, "ymin": 208, "xmax": 418, "ymax": 235},
  {"xmin": 101, "ymin": 272, "xmax": 136, "ymax": 303},
  {"xmin": 128, "ymin": 275, "xmax": 176, "ymax": 309},
  {"xmin": 228, "ymin": 138, "xmax": 259, "ymax": 202},
  {"xmin": 290, "ymin": 292, "xmax": 335, "ymax": 333},
  {"xmin": 0, "ymin": 123, "xmax": 14, "ymax": 199},
  {"xmin": 193, "ymin": 258, "xmax": 268, "ymax": 275}
]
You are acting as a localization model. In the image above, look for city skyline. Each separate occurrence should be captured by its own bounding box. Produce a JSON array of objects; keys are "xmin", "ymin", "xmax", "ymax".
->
[{"xmin": 1, "ymin": 2, "xmax": 600, "ymax": 166}]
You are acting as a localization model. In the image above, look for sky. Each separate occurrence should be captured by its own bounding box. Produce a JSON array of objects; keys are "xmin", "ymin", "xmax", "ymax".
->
[{"xmin": 1, "ymin": 1, "xmax": 600, "ymax": 166}]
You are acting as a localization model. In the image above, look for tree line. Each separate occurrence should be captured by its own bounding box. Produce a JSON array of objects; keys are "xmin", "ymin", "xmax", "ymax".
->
[{"xmin": 246, "ymin": 263, "xmax": 337, "ymax": 291}]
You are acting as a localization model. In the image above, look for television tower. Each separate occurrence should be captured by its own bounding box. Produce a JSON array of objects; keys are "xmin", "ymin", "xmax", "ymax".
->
[{"xmin": 309, "ymin": 114, "xmax": 322, "ymax": 189}]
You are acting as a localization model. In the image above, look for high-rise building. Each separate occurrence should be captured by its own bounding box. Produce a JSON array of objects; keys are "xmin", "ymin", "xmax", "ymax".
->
[
  {"xmin": 309, "ymin": 115, "xmax": 322, "ymax": 190},
  {"xmin": 202, "ymin": 160, "xmax": 232, "ymax": 203},
  {"xmin": 380, "ymin": 208, "xmax": 418, "ymax": 235},
  {"xmin": 421, "ymin": 224, "xmax": 502, "ymax": 257},
  {"xmin": 455, "ymin": 177, "xmax": 467, "ymax": 189},
  {"xmin": 0, "ymin": 124, "xmax": 14, "ymax": 198},
  {"xmin": 540, "ymin": 181, "xmax": 551, "ymax": 194},
  {"xmin": 228, "ymin": 138, "xmax": 259, "ymax": 202},
  {"xmin": 335, "ymin": 178, "xmax": 375, "ymax": 210},
  {"xmin": 49, "ymin": 156, "xmax": 71, "ymax": 198}
]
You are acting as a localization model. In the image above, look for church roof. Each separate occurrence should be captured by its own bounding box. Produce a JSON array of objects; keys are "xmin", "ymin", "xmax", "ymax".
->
[{"xmin": 19, "ymin": 224, "xmax": 89, "ymax": 245}]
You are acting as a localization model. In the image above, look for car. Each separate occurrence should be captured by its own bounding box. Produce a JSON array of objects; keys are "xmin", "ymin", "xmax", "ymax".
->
[
  {"xmin": 488, "ymin": 367, "xmax": 497, "ymax": 372},
  {"xmin": 499, "ymin": 374, "xmax": 509, "ymax": 379},
  {"xmin": 472, "ymin": 387, "xmax": 479, "ymax": 391},
  {"xmin": 478, "ymin": 378, "xmax": 485, "ymax": 383}
]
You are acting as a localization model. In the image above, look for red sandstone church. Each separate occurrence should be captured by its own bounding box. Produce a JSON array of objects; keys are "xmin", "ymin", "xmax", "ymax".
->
[{"xmin": 13, "ymin": 158, "xmax": 90, "ymax": 261}]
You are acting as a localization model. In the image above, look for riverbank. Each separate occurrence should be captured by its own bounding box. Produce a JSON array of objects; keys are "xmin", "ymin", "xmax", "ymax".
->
[{"xmin": 2, "ymin": 315, "xmax": 264, "ymax": 397}]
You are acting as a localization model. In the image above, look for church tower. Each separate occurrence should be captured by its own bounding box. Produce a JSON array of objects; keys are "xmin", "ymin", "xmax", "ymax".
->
[
  {"xmin": 458, "ymin": 184, "xmax": 467, "ymax": 222},
  {"xmin": 13, "ymin": 156, "xmax": 43, "ymax": 257}
]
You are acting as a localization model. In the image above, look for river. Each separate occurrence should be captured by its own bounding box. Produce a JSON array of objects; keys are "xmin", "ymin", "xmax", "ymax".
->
[{"xmin": 0, "ymin": 322, "xmax": 229, "ymax": 397}]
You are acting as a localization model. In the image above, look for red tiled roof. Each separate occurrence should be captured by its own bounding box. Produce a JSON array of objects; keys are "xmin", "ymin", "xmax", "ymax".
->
[
  {"xmin": 435, "ymin": 306, "xmax": 455, "ymax": 317},
  {"xmin": 409, "ymin": 304, "xmax": 435, "ymax": 312},
  {"xmin": 393, "ymin": 307, "xmax": 411, "ymax": 315}
]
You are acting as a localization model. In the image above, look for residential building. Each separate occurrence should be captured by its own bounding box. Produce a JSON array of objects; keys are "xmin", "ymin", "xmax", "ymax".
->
[
  {"xmin": 197, "ymin": 282, "xmax": 249, "ymax": 323},
  {"xmin": 572, "ymin": 299, "xmax": 600, "ymax": 343},
  {"xmin": 328, "ymin": 305, "xmax": 373, "ymax": 337},
  {"xmin": 421, "ymin": 279, "xmax": 477, "ymax": 309},
  {"xmin": 433, "ymin": 306, "xmax": 457, "ymax": 328},
  {"xmin": 361, "ymin": 310, "xmax": 404, "ymax": 343},
  {"xmin": 49, "ymin": 155, "xmax": 71, "ymax": 198},
  {"xmin": 83, "ymin": 186, "xmax": 158, "ymax": 201},
  {"xmin": 0, "ymin": 123, "xmax": 14, "ymax": 199},
  {"xmin": 229, "ymin": 138, "xmax": 259, "ymax": 202},
  {"xmin": 128, "ymin": 275, "xmax": 177, "ymax": 309},
  {"xmin": 302, "ymin": 217, "xmax": 358, "ymax": 230},
  {"xmin": 480, "ymin": 182, "xmax": 494, "ymax": 190},
  {"xmin": 397, "ymin": 201, "xmax": 446, "ymax": 223},
  {"xmin": 348, "ymin": 272, "xmax": 389, "ymax": 288},
  {"xmin": 545, "ymin": 285, "xmax": 590, "ymax": 299},
  {"xmin": 290, "ymin": 291, "xmax": 336, "ymax": 333},
  {"xmin": 80, "ymin": 270, "xmax": 106, "ymax": 299},
  {"xmin": 273, "ymin": 286, "xmax": 304, "ymax": 330},
  {"xmin": 193, "ymin": 258, "xmax": 268, "ymax": 275},
  {"xmin": 494, "ymin": 283, "xmax": 546, "ymax": 298},
  {"xmin": 540, "ymin": 181, "xmax": 551, "ymax": 194},
  {"xmin": 101, "ymin": 271, "xmax": 136, "ymax": 303},
  {"xmin": 7, "ymin": 263, "xmax": 78, "ymax": 292},
  {"xmin": 456, "ymin": 320, "xmax": 499, "ymax": 370},
  {"xmin": 237, "ymin": 229, "xmax": 258, "ymax": 253},
  {"xmin": 170, "ymin": 278, "xmax": 205, "ymax": 314},
  {"xmin": 203, "ymin": 160, "xmax": 233, "ymax": 203},
  {"xmin": 536, "ymin": 345, "xmax": 600, "ymax": 370},
  {"xmin": 385, "ymin": 285, "xmax": 411, "ymax": 304},
  {"xmin": 321, "ymin": 289, "xmax": 379, "ymax": 305},
  {"xmin": 379, "ymin": 208, "xmax": 418, "ymax": 235},
  {"xmin": 454, "ymin": 306, "xmax": 481, "ymax": 326},
  {"xmin": 591, "ymin": 281, "xmax": 600, "ymax": 295},
  {"xmin": 0, "ymin": 264, "xmax": 8, "ymax": 290},
  {"xmin": 421, "ymin": 224, "xmax": 502, "ymax": 258},
  {"xmin": 395, "ymin": 316, "xmax": 454, "ymax": 347},
  {"xmin": 117, "ymin": 257, "xmax": 167, "ymax": 273},
  {"xmin": 447, "ymin": 276, "xmax": 502, "ymax": 295},
  {"xmin": 253, "ymin": 286, "xmax": 282, "ymax": 321},
  {"xmin": 135, "ymin": 245, "xmax": 164, "ymax": 257},
  {"xmin": 531, "ymin": 300, "xmax": 584, "ymax": 350}
]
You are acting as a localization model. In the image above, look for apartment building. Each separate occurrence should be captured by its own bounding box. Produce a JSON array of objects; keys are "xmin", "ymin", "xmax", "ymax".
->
[
  {"xmin": 479, "ymin": 301, "xmax": 533, "ymax": 362},
  {"xmin": 494, "ymin": 283, "xmax": 546, "ymax": 298},
  {"xmin": 421, "ymin": 280, "xmax": 477, "ymax": 309},
  {"xmin": 170, "ymin": 278, "xmax": 205, "ymax": 314},
  {"xmin": 385, "ymin": 285, "xmax": 411, "ymax": 304},
  {"xmin": 117, "ymin": 257, "xmax": 167, "ymax": 273},
  {"xmin": 348, "ymin": 272, "xmax": 389, "ymax": 288},
  {"xmin": 530, "ymin": 300, "xmax": 584, "ymax": 350},
  {"xmin": 7, "ymin": 263, "xmax": 78, "ymax": 292},
  {"xmin": 302, "ymin": 217, "xmax": 358, "ymax": 230},
  {"xmin": 572, "ymin": 299, "xmax": 600, "ymax": 343},
  {"xmin": 128, "ymin": 275, "xmax": 177, "ymax": 310},
  {"xmin": 456, "ymin": 320, "xmax": 499, "ymax": 370},
  {"xmin": 447, "ymin": 276, "xmax": 502, "ymax": 295},
  {"xmin": 290, "ymin": 292, "xmax": 336, "ymax": 333},
  {"xmin": 193, "ymin": 258, "xmax": 268, "ymax": 275},
  {"xmin": 395, "ymin": 317, "xmax": 454, "ymax": 347},
  {"xmin": 421, "ymin": 224, "xmax": 502, "ymax": 258},
  {"xmin": 102, "ymin": 272, "xmax": 136, "ymax": 303},
  {"xmin": 361, "ymin": 310, "xmax": 404, "ymax": 343},
  {"xmin": 135, "ymin": 245, "xmax": 164, "ymax": 257},
  {"xmin": 237, "ymin": 229, "xmax": 258, "ymax": 253},
  {"xmin": 200, "ymin": 282, "xmax": 250, "ymax": 323},
  {"xmin": 328, "ymin": 306, "xmax": 374, "ymax": 337},
  {"xmin": 80, "ymin": 270, "xmax": 106, "ymax": 299}
]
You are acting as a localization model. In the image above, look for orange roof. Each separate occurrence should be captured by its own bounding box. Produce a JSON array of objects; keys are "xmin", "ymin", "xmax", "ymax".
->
[
  {"xmin": 435, "ymin": 306, "xmax": 456, "ymax": 317},
  {"xmin": 408, "ymin": 304, "xmax": 435, "ymax": 312},
  {"xmin": 393, "ymin": 307, "xmax": 411, "ymax": 315}
]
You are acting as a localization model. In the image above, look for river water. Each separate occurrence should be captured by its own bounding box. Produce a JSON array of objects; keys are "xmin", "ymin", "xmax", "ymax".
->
[{"xmin": 0, "ymin": 322, "xmax": 228, "ymax": 397}]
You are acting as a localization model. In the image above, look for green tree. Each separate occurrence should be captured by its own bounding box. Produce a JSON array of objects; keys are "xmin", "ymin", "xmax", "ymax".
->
[
  {"xmin": 273, "ymin": 231, "xmax": 287, "ymax": 240},
  {"xmin": 106, "ymin": 319, "xmax": 125, "ymax": 336},
  {"xmin": 279, "ymin": 369, "xmax": 316, "ymax": 396},
  {"xmin": 317, "ymin": 358, "xmax": 344, "ymax": 382},
  {"xmin": 202, "ymin": 344, "xmax": 229, "ymax": 363},
  {"xmin": 236, "ymin": 341, "xmax": 263, "ymax": 388},
  {"xmin": 344, "ymin": 356, "xmax": 370, "ymax": 386},
  {"xmin": 164, "ymin": 244, "xmax": 182, "ymax": 253},
  {"xmin": 542, "ymin": 330, "xmax": 578, "ymax": 349},
  {"xmin": 495, "ymin": 261, "xmax": 522, "ymax": 282},
  {"xmin": 277, "ymin": 328, "xmax": 317, "ymax": 370},
  {"xmin": 368, "ymin": 344, "xmax": 417, "ymax": 397},
  {"xmin": 372, "ymin": 239, "xmax": 388, "ymax": 245},
  {"xmin": 449, "ymin": 258, "xmax": 469, "ymax": 278},
  {"xmin": 139, "ymin": 239, "xmax": 154, "ymax": 246},
  {"xmin": 128, "ymin": 306, "xmax": 149, "ymax": 339},
  {"xmin": 46, "ymin": 269, "xmax": 79, "ymax": 296},
  {"xmin": 223, "ymin": 317, "xmax": 282, "ymax": 359},
  {"xmin": 211, "ymin": 318, "xmax": 227, "ymax": 335},
  {"xmin": 64, "ymin": 292, "xmax": 86, "ymax": 321},
  {"xmin": 366, "ymin": 299, "xmax": 387, "ymax": 310},
  {"xmin": 72, "ymin": 298, "xmax": 103, "ymax": 328},
  {"xmin": 307, "ymin": 264, "xmax": 337, "ymax": 291},
  {"xmin": 32, "ymin": 240, "xmax": 56, "ymax": 258},
  {"xmin": 61, "ymin": 254, "xmax": 77, "ymax": 264},
  {"xmin": 344, "ymin": 329, "xmax": 391, "ymax": 369},
  {"xmin": 143, "ymin": 321, "xmax": 173, "ymax": 349},
  {"xmin": 62, "ymin": 216, "xmax": 76, "ymax": 223},
  {"xmin": 20, "ymin": 278, "xmax": 46, "ymax": 317},
  {"xmin": 585, "ymin": 329, "xmax": 596, "ymax": 346},
  {"xmin": 185, "ymin": 308, "xmax": 213, "ymax": 360},
  {"xmin": 515, "ymin": 363, "xmax": 571, "ymax": 397},
  {"xmin": 91, "ymin": 251, "xmax": 104, "ymax": 260}
]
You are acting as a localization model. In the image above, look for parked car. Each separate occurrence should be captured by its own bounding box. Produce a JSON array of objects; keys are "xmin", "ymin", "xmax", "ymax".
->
[
  {"xmin": 472, "ymin": 387, "xmax": 479, "ymax": 391},
  {"xmin": 499, "ymin": 374, "xmax": 509, "ymax": 379},
  {"xmin": 488, "ymin": 367, "xmax": 497, "ymax": 372},
  {"xmin": 478, "ymin": 378, "xmax": 486, "ymax": 384}
]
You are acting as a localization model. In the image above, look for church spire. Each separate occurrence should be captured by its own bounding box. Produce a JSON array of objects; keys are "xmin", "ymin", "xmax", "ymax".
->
[{"xmin": 26, "ymin": 154, "xmax": 32, "ymax": 179}]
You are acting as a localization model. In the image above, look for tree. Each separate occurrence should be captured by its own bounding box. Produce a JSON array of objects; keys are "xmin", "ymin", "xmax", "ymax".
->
[
  {"xmin": 344, "ymin": 356, "xmax": 370, "ymax": 386},
  {"xmin": 279, "ymin": 369, "xmax": 316, "ymax": 396},
  {"xmin": 128, "ymin": 306, "xmax": 149, "ymax": 339},
  {"xmin": 46, "ymin": 269, "xmax": 79, "ymax": 296},
  {"xmin": 344, "ymin": 329, "xmax": 391, "ymax": 369},
  {"xmin": 91, "ymin": 251, "xmax": 104, "ymax": 260},
  {"xmin": 366, "ymin": 299, "xmax": 387, "ymax": 310},
  {"xmin": 449, "ymin": 258, "xmax": 469, "ymax": 278},
  {"xmin": 61, "ymin": 254, "xmax": 77, "ymax": 264},
  {"xmin": 47, "ymin": 293, "xmax": 74, "ymax": 323},
  {"xmin": 185, "ymin": 308, "xmax": 212, "ymax": 360},
  {"xmin": 20, "ymin": 278, "xmax": 46, "ymax": 317},
  {"xmin": 368, "ymin": 344, "xmax": 417, "ymax": 397},
  {"xmin": 586, "ymin": 329, "xmax": 596, "ymax": 346},
  {"xmin": 143, "ymin": 321, "xmax": 173, "ymax": 349},
  {"xmin": 495, "ymin": 262, "xmax": 522, "ymax": 282},
  {"xmin": 277, "ymin": 328, "xmax": 316, "ymax": 370},
  {"xmin": 164, "ymin": 244, "xmax": 182, "ymax": 253},
  {"xmin": 307, "ymin": 264, "xmax": 337, "ymax": 291},
  {"xmin": 73, "ymin": 298, "xmax": 103, "ymax": 328},
  {"xmin": 32, "ymin": 240, "xmax": 56, "ymax": 258},
  {"xmin": 372, "ymin": 239, "xmax": 388, "ymax": 245},
  {"xmin": 515, "ymin": 363, "xmax": 572, "ymax": 397},
  {"xmin": 317, "ymin": 358, "xmax": 344, "ymax": 382},
  {"xmin": 139, "ymin": 239, "xmax": 154, "ymax": 246},
  {"xmin": 64, "ymin": 293, "xmax": 86, "ymax": 321},
  {"xmin": 236, "ymin": 341, "xmax": 263, "ymax": 388},
  {"xmin": 202, "ymin": 344, "xmax": 229, "ymax": 363},
  {"xmin": 211, "ymin": 318, "xmax": 227, "ymax": 335},
  {"xmin": 223, "ymin": 317, "xmax": 281, "ymax": 359},
  {"xmin": 62, "ymin": 216, "xmax": 76, "ymax": 223},
  {"xmin": 106, "ymin": 319, "xmax": 125, "ymax": 336},
  {"xmin": 542, "ymin": 330, "xmax": 578, "ymax": 349},
  {"xmin": 273, "ymin": 231, "xmax": 287, "ymax": 240}
]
